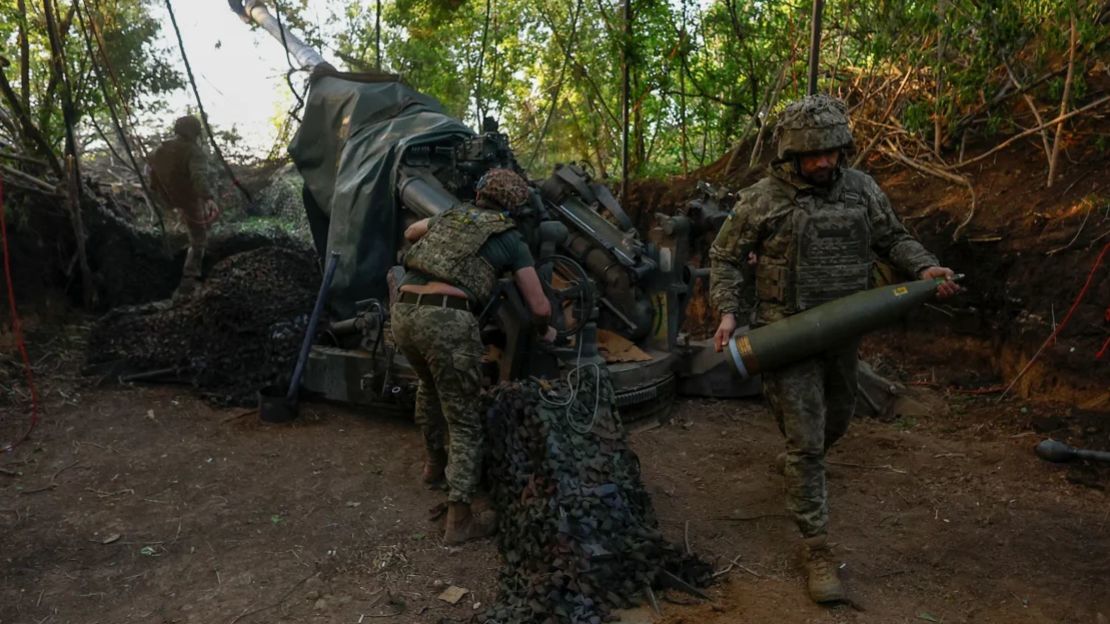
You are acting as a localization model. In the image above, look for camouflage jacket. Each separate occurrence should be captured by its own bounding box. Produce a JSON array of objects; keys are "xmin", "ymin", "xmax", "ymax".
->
[
  {"xmin": 148, "ymin": 137, "xmax": 212, "ymax": 207},
  {"xmin": 709, "ymin": 163, "xmax": 939, "ymax": 325}
]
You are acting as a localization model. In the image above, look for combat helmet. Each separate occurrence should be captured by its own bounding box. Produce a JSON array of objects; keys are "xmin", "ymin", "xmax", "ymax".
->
[
  {"xmin": 773, "ymin": 94, "xmax": 853, "ymax": 160},
  {"xmin": 476, "ymin": 168, "xmax": 531, "ymax": 211},
  {"xmin": 173, "ymin": 115, "xmax": 203, "ymax": 141}
]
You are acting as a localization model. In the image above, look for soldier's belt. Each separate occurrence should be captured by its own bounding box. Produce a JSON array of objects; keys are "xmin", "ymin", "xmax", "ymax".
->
[{"xmin": 398, "ymin": 291, "xmax": 475, "ymax": 313}]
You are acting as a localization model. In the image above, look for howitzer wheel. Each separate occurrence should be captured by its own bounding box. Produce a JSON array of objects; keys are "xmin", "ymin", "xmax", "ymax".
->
[
  {"xmin": 536, "ymin": 255, "xmax": 594, "ymax": 341},
  {"xmin": 615, "ymin": 375, "xmax": 676, "ymax": 423}
]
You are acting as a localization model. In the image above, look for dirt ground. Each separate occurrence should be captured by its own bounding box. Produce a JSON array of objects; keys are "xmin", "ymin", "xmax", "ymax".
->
[{"xmin": 2, "ymin": 363, "xmax": 1108, "ymax": 624}]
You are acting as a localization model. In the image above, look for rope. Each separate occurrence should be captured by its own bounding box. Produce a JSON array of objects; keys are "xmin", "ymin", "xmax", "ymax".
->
[
  {"xmin": 999, "ymin": 240, "xmax": 1110, "ymax": 399},
  {"xmin": 0, "ymin": 177, "xmax": 41, "ymax": 452},
  {"xmin": 163, "ymin": 0, "xmax": 256, "ymax": 208}
]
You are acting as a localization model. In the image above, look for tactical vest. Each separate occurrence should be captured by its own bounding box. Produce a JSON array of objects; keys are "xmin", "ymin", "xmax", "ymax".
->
[
  {"xmin": 403, "ymin": 205, "xmax": 516, "ymax": 302},
  {"xmin": 754, "ymin": 189, "xmax": 871, "ymax": 312}
]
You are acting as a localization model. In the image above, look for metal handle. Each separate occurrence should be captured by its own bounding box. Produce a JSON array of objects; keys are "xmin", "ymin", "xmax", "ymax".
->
[{"xmin": 287, "ymin": 251, "xmax": 341, "ymax": 402}]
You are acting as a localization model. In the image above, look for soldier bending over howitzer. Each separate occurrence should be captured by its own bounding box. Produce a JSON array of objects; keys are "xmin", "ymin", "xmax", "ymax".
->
[
  {"xmin": 709, "ymin": 95, "xmax": 961, "ymax": 604},
  {"xmin": 147, "ymin": 115, "xmax": 220, "ymax": 297},
  {"xmin": 392, "ymin": 168, "xmax": 556, "ymax": 544}
]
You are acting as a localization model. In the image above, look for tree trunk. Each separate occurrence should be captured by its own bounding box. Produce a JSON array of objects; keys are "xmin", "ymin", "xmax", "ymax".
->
[
  {"xmin": 17, "ymin": 0, "xmax": 30, "ymax": 112},
  {"xmin": 44, "ymin": 0, "xmax": 95, "ymax": 307},
  {"xmin": 0, "ymin": 62, "xmax": 64, "ymax": 176},
  {"xmin": 934, "ymin": 0, "xmax": 947, "ymax": 156},
  {"xmin": 620, "ymin": 0, "xmax": 632, "ymax": 199}
]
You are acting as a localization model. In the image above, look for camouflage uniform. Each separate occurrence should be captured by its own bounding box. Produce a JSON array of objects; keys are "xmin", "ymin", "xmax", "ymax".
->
[
  {"xmin": 391, "ymin": 302, "xmax": 485, "ymax": 503},
  {"xmin": 393, "ymin": 198, "xmax": 523, "ymax": 504},
  {"xmin": 710, "ymin": 96, "xmax": 939, "ymax": 539},
  {"xmin": 149, "ymin": 116, "xmax": 213, "ymax": 281}
]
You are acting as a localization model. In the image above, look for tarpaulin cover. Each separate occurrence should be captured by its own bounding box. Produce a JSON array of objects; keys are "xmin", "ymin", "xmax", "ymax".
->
[{"xmin": 289, "ymin": 73, "xmax": 473, "ymax": 318}]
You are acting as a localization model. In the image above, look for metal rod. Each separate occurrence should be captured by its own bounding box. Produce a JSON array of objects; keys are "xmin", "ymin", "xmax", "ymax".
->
[
  {"xmin": 375, "ymin": 0, "xmax": 382, "ymax": 70},
  {"xmin": 287, "ymin": 251, "xmax": 341, "ymax": 402},
  {"xmin": 807, "ymin": 0, "xmax": 824, "ymax": 96},
  {"xmin": 620, "ymin": 0, "xmax": 631, "ymax": 202}
]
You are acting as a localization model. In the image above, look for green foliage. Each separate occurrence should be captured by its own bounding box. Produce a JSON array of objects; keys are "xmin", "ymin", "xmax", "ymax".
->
[
  {"xmin": 0, "ymin": 0, "xmax": 181, "ymax": 159},
  {"xmin": 286, "ymin": 0, "xmax": 1105, "ymax": 179},
  {"xmin": 3, "ymin": 0, "xmax": 1106, "ymax": 180}
]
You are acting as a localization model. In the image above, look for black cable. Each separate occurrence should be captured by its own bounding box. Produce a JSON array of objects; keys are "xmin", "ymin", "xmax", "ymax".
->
[{"xmin": 270, "ymin": 0, "xmax": 305, "ymax": 120}]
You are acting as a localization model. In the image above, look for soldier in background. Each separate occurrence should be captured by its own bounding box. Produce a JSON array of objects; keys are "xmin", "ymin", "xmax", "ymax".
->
[
  {"xmin": 709, "ymin": 95, "xmax": 960, "ymax": 603},
  {"xmin": 392, "ymin": 168, "xmax": 556, "ymax": 544},
  {"xmin": 148, "ymin": 115, "xmax": 219, "ymax": 297}
]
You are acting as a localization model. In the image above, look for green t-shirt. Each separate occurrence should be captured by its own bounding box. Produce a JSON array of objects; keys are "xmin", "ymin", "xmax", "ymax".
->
[{"xmin": 401, "ymin": 228, "xmax": 535, "ymax": 300}]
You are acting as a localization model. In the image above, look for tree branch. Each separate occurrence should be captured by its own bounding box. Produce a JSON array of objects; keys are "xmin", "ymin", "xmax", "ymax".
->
[
  {"xmin": 949, "ymin": 94, "xmax": 1110, "ymax": 170},
  {"xmin": 1047, "ymin": 11, "xmax": 1077, "ymax": 188},
  {"xmin": 0, "ymin": 56, "xmax": 64, "ymax": 176}
]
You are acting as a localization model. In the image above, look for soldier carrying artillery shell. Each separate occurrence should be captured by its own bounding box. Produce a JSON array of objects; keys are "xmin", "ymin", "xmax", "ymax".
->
[{"xmin": 709, "ymin": 94, "xmax": 961, "ymax": 604}]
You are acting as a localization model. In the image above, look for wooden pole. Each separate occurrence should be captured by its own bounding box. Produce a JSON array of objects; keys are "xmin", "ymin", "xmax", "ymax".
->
[
  {"xmin": 934, "ymin": 0, "xmax": 947, "ymax": 156},
  {"xmin": 621, "ymin": 0, "xmax": 632, "ymax": 200},
  {"xmin": 807, "ymin": 0, "xmax": 824, "ymax": 95},
  {"xmin": 43, "ymin": 0, "xmax": 95, "ymax": 307},
  {"xmin": 375, "ymin": 0, "xmax": 382, "ymax": 71}
]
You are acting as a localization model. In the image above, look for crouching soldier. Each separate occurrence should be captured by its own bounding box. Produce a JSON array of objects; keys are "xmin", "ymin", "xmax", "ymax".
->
[{"xmin": 392, "ymin": 168, "xmax": 556, "ymax": 544}]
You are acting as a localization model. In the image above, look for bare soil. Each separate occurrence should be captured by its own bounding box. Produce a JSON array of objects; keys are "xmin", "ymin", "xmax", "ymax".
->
[{"xmin": 2, "ymin": 365, "xmax": 1107, "ymax": 624}]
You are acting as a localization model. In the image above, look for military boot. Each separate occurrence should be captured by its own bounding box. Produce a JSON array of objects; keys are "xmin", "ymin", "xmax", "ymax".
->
[
  {"xmin": 803, "ymin": 535, "xmax": 845, "ymax": 603},
  {"xmin": 174, "ymin": 277, "xmax": 200, "ymax": 299},
  {"xmin": 421, "ymin": 448, "xmax": 448, "ymax": 488},
  {"xmin": 443, "ymin": 501, "xmax": 497, "ymax": 545}
]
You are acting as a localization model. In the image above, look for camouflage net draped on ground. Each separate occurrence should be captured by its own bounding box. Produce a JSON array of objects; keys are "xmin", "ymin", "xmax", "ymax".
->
[
  {"xmin": 482, "ymin": 372, "xmax": 711, "ymax": 624},
  {"xmin": 85, "ymin": 247, "xmax": 320, "ymax": 405}
]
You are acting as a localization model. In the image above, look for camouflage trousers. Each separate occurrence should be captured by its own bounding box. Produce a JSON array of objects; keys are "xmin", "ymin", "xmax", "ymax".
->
[
  {"xmin": 173, "ymin": 199, "xmax": 208, "ymax": 279},
  {"xmin": 762, "ymin": 342, "xmax": 859, "ymax": 538},
  {"xmin": 390, "ymin": 301, "xmax": 484, "ymax": 504}
]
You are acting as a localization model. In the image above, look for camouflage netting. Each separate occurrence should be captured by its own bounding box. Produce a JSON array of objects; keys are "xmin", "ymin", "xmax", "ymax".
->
[
  {"xmin": 482, "ymin": 373, "xmax": 712, "ymax": 624},
  {"xmin": 85, "ymin": 246, "xmax": 321, "ymax": 405}
]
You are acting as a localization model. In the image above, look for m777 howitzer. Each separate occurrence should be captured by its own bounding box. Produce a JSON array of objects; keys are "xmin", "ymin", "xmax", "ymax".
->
[
  {"xmin": 228, "ymin": 0, "xmax": 744, "ymax": 419},
  {"xmin": 229, "ymin": 1, "xmax": 948, "ymax": 419}
]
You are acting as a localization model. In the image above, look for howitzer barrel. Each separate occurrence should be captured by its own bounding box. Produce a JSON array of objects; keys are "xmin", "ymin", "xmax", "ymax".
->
[
  {"xmin": 231, "ymin": 0, "xmax": 328, "ymax": 71},
  {"xmin": 728, "ymin": 278, "xmax": 950, "ymax": 379},
  {"xmin": 397, "ymin": 173, "xmax": 461, "ymax": 218}
]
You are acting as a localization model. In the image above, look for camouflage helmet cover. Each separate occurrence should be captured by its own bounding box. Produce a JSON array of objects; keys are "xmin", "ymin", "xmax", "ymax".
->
[
  {"xmin": 174, "ymin": 115, "xmax": 203, "ymax": 141},
  {"xmin": 476, "ymin": 168, "xmax": 530, "ymax": 211},
  {"xmin": 773, "ymin": 94, "xmax": 854, "ymax": 160}
]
